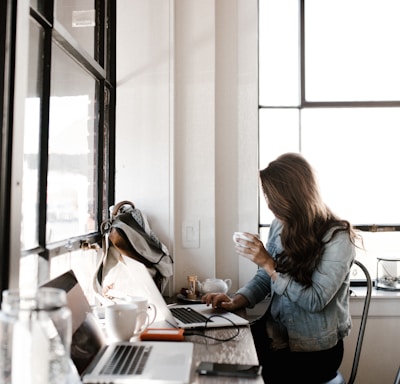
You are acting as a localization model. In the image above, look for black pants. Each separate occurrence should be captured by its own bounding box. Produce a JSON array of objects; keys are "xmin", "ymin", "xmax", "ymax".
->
[{"xmin": 251, "ymin": 318, "xmax": 344, "ymax": 384}]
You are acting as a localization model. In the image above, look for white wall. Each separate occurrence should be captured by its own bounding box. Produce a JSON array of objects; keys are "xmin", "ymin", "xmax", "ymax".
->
[
  {"xmin": 116, "ymin": 0, "xmax": 258, "ymax": 294},
  {"xmin": 115, "ymin": 2, "xmax": 400, "ymax": 382},
  {"xmin": 341, "ymin": 292, "xmax": 400, "ymax": 384}
]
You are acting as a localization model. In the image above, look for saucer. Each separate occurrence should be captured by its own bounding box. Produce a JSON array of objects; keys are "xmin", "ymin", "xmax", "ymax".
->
[{"xmin": 176, "ymin": 293, "xmax": 203, "ymax": 304}]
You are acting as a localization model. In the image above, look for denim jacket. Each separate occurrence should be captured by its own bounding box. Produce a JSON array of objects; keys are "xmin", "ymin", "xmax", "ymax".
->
[{"xmin": 236, "ymin": 219, "xmax": 355, "ymax": 352}]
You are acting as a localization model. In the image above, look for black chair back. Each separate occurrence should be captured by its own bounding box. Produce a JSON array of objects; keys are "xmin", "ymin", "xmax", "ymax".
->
[{"xmin": 323, "ymin": 259, "xmax": 372, "ymax": 384}]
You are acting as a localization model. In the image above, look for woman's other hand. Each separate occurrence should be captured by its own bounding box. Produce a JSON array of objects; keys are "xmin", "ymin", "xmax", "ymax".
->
[{"xmin": 202, "ymin": 293, "xmax": 248, "ymax": 311}]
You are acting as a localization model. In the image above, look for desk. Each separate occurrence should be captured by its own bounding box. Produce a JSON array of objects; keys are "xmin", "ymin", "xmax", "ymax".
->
[
  {"xmin": 94, "ymin": 306, "xmax": 263, "ymax": 383},
  {"xmin": 185, "ymin": 326, "xmax": 263, "ymax": 383},
  {"xmin": 164, "ymin": 296, "xmax": 265, "ymax": 383}
]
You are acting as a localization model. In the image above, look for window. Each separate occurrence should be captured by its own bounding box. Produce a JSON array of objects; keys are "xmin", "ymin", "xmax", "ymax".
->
[
  {"xmin": 258, "ymin": 0, "xmax": 400, "ymax": 278},
  {"xmin": 0, "ymin": 0, "xmax": 115, "ymax": 293}
]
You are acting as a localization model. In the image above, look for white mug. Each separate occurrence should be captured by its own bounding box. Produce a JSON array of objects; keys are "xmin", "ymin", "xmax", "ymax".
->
[
  {"xmin": 233, "ymin": 231, "xmax": 257, "ymax": 248},
  {"xmin": 105, "ymin": 303, "xmax": 149, "ymax": 342},
  {"xmin": 125, "ymin": 296, "xmax": 157, "ymax": 328}
]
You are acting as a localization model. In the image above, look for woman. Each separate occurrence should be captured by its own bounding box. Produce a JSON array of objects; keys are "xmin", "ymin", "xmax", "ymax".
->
[{"xmin": 202, "ymin": 153, "xmax": 359, "ymax": 383}]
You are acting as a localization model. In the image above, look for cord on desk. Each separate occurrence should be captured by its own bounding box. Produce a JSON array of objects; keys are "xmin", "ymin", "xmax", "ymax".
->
[{"xmin": 184, "ymin": 314, "xmax": 241, "ymax": 342}]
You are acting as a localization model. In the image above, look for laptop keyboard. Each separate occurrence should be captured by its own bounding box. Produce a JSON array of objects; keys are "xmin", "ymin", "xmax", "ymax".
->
[
  {"xmin": 170, "ymin": 307, "xmax": 213, "ymax": 324},
  {"xmin": 100, "ymin": 345, "xmax": 152, "ymax": 375}
]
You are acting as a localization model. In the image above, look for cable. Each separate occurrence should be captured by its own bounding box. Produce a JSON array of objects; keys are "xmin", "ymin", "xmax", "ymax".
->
[{"xmin": 184, "ymin": 314, "xmax": 241, "ymax": 342}]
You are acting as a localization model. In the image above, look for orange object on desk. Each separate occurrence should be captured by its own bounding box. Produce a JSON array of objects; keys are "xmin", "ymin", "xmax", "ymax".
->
[{"xmin": 140, "ymin": 328, "xmax": 185, "ymax": 341}]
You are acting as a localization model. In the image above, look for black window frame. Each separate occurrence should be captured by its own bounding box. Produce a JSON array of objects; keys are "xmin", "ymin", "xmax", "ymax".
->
[
  {"xmin": 0, "ymin": 0, "xmax": 16, "ymax": 293},
  {"xmin": 0, "ymin": 0, "xmax": 116, "ymax": 294},
  {"xmin": 258, "ymin": 0, "xmax": 400, "ymax": 234}
]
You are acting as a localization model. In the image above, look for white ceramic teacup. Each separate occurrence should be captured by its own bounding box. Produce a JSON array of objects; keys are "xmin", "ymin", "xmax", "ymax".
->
[
  {"xmin": 233, "ymin": 231, "xmax": 255, "ymax": 247},
  {"xmin": 105, "ymin": 303, "xmax": 149, "ymax": 342},
  {"xmin": 125, "ymin": 296, "xmax": 157, "ymax": 329}
]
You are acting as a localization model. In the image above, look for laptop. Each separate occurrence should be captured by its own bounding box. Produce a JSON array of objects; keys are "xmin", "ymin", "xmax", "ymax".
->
[
  {"xmin": 42, "ymin": 270, "xmax": 193, "ymax": 384},
  {"xmin": 96, "ymin": 257, "xmax": 249, "ymax": 329}
]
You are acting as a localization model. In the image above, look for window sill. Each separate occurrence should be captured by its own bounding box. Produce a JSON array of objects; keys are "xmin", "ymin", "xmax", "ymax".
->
[{"xmin": 350, "ymin": 286, "xmax": 400, "ymax": 317}]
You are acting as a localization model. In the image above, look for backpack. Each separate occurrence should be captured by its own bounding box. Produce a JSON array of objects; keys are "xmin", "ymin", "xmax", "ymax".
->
[{"xmin": 93, "ymin": 201, "xmax": 173, "ymax": 303}]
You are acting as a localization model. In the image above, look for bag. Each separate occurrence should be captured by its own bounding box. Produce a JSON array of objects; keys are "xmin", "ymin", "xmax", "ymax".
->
[{"xmin": 93, "ymin": 201, "xmax": 173, "ymax": 303}]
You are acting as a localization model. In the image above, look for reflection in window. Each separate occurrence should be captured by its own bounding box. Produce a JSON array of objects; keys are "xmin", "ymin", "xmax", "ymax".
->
[
  {"xmin": 54, "ymin": 0, "xmax": 95, "ymax": 58},
  {"xmin": 47, "ymin": 43, "xmax": 97, "ymax": 242}
]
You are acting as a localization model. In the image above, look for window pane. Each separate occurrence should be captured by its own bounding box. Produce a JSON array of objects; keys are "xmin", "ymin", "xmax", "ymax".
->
[
  {"xmin": 48, "ymin": 43, "xmax": 98, "ymax": 242},
  {"xmin": 54, "ymin": 0, "xmax": 96, "ymax": 58},
  {"xmin": 21, "ymin": 20, "xmax": 43, "ymax": 250},
  {"xmin": 30, "ymin": 0, "xmax": 46, "ymax": 16},
  {"xmin": 20, "ymin": 254, "xmax": 43, "ymax": 291},
  {"xmin": 301, "ymin": 108, "xmax": 400, "ymax": 225},
  {"xmin": 355, "ymin": 231, "xmax": 400, "ymax": 282},
  {"xmin": 259, "ymin": 109, "xmax": 300, "ymax": 224},
  {"xmin": 305, "ymin": 0, "xmax": 400, "ymax": 101},
  {"xmin": 259, "ymin": 0, "xmax": 300, "ymax": 106}
]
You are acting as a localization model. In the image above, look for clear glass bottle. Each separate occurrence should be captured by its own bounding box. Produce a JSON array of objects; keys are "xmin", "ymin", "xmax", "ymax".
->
[{"xmin": 0, "ymin": 287, "xmax": 72, "ymax": 384}]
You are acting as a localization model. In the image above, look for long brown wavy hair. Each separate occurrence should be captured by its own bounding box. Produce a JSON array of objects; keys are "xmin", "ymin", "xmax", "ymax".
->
[{"xmin": 259, "ymin": 153, "xmax": 357, "ymax": 287}]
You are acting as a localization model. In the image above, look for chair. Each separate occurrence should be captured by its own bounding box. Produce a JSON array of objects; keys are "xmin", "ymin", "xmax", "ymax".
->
[
  {"xmin": 323, "ymin": 259, "xmax": 372, "ymax": 384},
  {"xmin": 393, "ymin": 365, "xmax": 400, "ymax": 384}
]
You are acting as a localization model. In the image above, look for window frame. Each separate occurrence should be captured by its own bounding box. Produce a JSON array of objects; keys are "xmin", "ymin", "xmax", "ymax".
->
[
  {"xmin": 0, "ymin": 0, "xmax": 16, "ymax": 292},
  {"xmin": 0, "ymin": 0, "xmax": 116, "ymax": 294},
  {"xmin": 258, "ymin": 0, "xmax": 400, "ymax": 233}
]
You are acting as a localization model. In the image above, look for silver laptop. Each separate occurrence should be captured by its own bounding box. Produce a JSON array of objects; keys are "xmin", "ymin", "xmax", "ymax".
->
[
  {"xmin": 97, "ymin": 258, "xmax": 249, "ymax": 330},
  {"xmin": 42, "ymin": 270, "xmax": 193, "ymax": 384}
]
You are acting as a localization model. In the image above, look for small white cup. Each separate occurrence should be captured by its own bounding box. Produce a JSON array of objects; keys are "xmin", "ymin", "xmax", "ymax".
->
[
  {"xmin": 125, "ymin": 296, "xmax": 157, "ymax": 329},
  {"xmin": 233, "ymin": 232, "xmax": 253, "ymax": 248},
  {"xmin": 105, "ymin": 303, "xmax": 149, "ymax": 342}
]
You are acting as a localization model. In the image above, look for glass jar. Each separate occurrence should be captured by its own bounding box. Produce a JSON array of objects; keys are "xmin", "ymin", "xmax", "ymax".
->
[
  {"xmin": 376, "ymin": 257, "xmax": 400, "ymax": 291},
  {"xmin": 0, "ymin": 287, "xmax": 72, "ymax": 384}
]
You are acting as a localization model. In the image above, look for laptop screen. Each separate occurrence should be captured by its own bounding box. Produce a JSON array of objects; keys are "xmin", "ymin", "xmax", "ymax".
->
[{"xmin": 42, "ymin": 270, "xmax": 106, "ymax": 375}]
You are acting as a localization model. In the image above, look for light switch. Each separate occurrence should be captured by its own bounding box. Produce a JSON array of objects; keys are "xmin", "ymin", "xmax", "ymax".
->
[{"xmin": 182, "ymin": 220, "xmax": 200, "ymax": 248}]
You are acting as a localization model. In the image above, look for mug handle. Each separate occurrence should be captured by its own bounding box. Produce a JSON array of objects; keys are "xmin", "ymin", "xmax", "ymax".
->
[
  {"xmin": 224, "ymin": 278, "xmax": 232, "ymax": 290},
  {"xmin": 147, "ymin": 303, "xmax": 157, "ymax": 325},
  {"xmin": 133, "ymin": 309, "xmax": 150, "ymax": 336}
]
